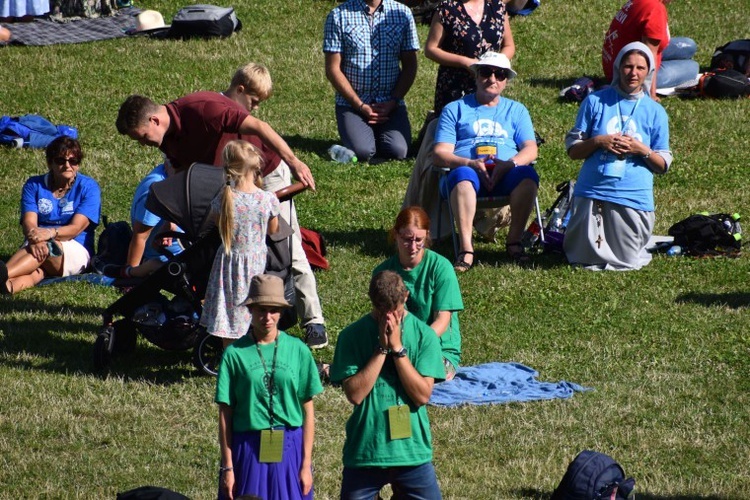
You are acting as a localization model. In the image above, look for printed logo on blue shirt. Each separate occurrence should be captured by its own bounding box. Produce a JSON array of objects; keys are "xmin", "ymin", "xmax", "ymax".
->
[
  {"xmin": 473, "ymin": 119, "xmax": 509, "ymax": 143},
  {"xmin": 38, "ymin": 198, "xmax": 53, "ymax": 215}
]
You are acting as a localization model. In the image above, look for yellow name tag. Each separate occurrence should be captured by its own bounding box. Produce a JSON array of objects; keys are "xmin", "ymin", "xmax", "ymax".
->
[
  {"xmin": 259, "ymin": 429, "xmax": 284, "ymax": 463},
  {"xmin": 388, "ymin": 405, "xmax": 412, "ymax": 440},
  {"xmin": 475, "ymin": 143, "xmax": 497, "ymax": 157}
]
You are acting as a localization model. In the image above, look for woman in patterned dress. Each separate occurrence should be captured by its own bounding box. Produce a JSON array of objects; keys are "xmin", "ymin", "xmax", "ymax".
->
[{"xmin": 425, "ymin": 0, "xmax": 515, "ymax": 114}]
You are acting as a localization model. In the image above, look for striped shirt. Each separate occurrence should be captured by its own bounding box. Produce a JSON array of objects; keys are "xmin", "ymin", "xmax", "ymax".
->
[{"xmin": 323, "ymin": 0, "xmax": 419, "ymax": 107}]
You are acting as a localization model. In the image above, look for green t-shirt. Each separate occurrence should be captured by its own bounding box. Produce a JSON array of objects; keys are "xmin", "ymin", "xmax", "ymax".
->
[
  {"xmin": 215, "ymin": 331, "xmax": 324, "ymax": 432},
  {"xmin": 330, "ymin": 313, "xmax": 445, "ymax": 467},
  {"xmin": 374, "ymin": 249, "xmax": 464, "ymax": 368}
]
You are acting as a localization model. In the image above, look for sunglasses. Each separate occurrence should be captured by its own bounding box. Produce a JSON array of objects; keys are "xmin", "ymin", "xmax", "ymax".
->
[
  {"xmin": 53, "ymin": 157, "xmax": 80, "ymax": 166},
  {"xmin": 478, "ymin": 67, "xmax": 508, "ymax": 80}
]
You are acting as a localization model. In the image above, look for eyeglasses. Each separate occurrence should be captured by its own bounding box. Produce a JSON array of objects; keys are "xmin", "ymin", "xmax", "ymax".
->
[
  {"xmin": 478, "ymin": 67, "xmax": 508, "ymax": 81},
  {"xmin": 53, "ymin": 157, "xmax": 80, "ymax": 166},
  {"xmin": 398, "ymin": 234, "xmax": 426, "ymax": 248}
]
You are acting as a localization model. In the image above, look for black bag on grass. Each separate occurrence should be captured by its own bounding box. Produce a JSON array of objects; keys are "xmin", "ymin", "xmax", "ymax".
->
[
  {"xmin": 168, "ymin": 4, "xmax": 241, "ymax": 39},
  {"xmin": 91, "ymin": 218, "xmax": 133, "ymax": 274},
  {"xmin": 668, "ymin": 213, "xmax": 742, "ymax": 256},
  {"xmin": 710, "ymin": 39, "xmax": 750, "ymax": 75},
  {"xmin": 551, "ymin": 450, "xmax": 635, "ymax": 500},
  {"xmin": 700, "ymin": 69, "xmax": 750, "ymax": 99}
]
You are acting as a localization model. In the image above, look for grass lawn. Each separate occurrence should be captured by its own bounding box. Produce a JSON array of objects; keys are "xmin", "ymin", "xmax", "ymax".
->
[{"xmin": 1, "ymin": 0, "xmax": 749, "ymax": 497}]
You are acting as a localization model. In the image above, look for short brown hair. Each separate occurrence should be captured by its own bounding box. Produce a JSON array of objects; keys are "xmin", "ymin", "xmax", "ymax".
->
[
  {"xmin": 229, "ymin": 63, "xmax": 273, "ymax": 101},
  {"xmin": 115, "ymin": 95, "xmax": 160, "ymax": 135},
  {"xmin": 369, "ymin": 270, "xmax": 408, "ymax": 312},
  {"xmin": 45, "ymin": 136, "xmax": 83, "ymax": 165}
]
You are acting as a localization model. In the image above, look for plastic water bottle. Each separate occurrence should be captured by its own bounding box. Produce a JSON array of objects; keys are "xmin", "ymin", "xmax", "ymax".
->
[
  {"xmin": 666, "ymin": 245, "xmax": 683, "ymax": 256},
  {"xmin": 328, "ymin": 145, "xmax": 358, "ymax": 164}
]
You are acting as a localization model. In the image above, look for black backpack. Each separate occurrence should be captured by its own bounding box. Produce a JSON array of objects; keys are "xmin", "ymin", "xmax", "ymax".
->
[
  {"xmin": 668, "ymin": 212, "xmax": 742, "ymax": 257},
  {"xmin": 710, "ymin": 39, "xmax": 750, "ymax": 75},
  {"xmin": 551, "ymin": 450, "xmax": 635, "ymax": 500},
  {"xmin": 700, "ymin": 69, "xmax": 750, "ymax": 99},
  {"xmin": 91, "ymin": 218, "xmax": 133, "ymax": 274}
]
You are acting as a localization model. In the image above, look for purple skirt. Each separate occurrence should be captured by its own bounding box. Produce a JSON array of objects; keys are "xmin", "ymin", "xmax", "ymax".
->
[{"xmin": 218, "ymin": 427, "xmax": 313, "ymax": 500}]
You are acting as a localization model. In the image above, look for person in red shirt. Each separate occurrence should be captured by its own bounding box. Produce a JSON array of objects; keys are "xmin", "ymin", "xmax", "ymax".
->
[
  {"xmin": 115, "ymin": 92, "xmax": 314, "ymax": 190},
  {"xmin": 602, "ymin": 0, "xmax": 698, "ymax": 100}
]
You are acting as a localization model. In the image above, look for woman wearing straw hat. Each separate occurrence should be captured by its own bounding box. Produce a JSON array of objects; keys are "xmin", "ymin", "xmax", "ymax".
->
[{"xmin": 215, "ymin": 274, "xmax": 324, "ymax": 500}]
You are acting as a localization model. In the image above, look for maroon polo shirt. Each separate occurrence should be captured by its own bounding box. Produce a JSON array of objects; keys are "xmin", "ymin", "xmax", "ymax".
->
[{"xmin": 159, "ymin": 91, "xmax": 250, "ymax": 172}]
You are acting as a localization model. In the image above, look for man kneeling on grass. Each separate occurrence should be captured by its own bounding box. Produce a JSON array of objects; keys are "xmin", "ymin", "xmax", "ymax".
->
[{"xmin": 330, "ymin": 270, "xmax": 445, "ymax": 499}]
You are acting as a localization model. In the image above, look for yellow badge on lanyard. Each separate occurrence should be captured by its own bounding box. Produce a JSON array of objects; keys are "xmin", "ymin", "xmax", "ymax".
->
[
  {"xmin": 259, "ymin": 429, "xmax": 284, "ymax": 462},
  {"xmin": 388, "ymin": 405, "xmax": 412, "ymax": 440}
]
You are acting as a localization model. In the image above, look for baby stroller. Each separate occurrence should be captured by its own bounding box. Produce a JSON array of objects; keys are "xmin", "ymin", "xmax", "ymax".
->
[{"xmin": 93, "ymin": 163, "xmax": 301, "ymax": 375}]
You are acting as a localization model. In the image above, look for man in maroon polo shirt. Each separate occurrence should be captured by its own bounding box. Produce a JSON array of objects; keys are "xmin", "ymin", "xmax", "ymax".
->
[{"xmin": 115, "ymin": 92, "xmax": 315, "ymax": 189}]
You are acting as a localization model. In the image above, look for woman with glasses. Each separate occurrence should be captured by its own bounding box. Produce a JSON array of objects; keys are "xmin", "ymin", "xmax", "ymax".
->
[
  {"xmin": 1, "ymin": 136, "xmax": 101, "ymax": 295},
  {"xmin": 433, "ymin": 51, "xmax": 539, "ymax": 268},
  {"xmin": 373, "ymin": 206, "xmax": 463, "ymax": 380}
]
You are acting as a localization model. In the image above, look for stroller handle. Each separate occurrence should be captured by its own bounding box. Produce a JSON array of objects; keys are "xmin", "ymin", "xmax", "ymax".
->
[{"xmin": 275, "ymin": 183, "xmax": 308, "ymax": 203}]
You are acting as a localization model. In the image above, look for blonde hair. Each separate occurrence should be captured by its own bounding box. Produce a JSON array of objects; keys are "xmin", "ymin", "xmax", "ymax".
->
[
  {"xmin": 229, "ymin": 62, "xmax": 273, "ymax": 101},
  {"xmin": 218, "ymin": 140, "xmax": 265, "ymax": 254}
]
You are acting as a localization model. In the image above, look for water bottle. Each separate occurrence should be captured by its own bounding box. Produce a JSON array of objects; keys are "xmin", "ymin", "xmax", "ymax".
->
[
  {"xmin": 328, "ymin": 145, "xmax": 358, "ymax": 164},
  {"xmin": 666, "ymin": 245, "xmax": 683, "ymax": 256},
  {"xmin": 550, "ymin": 208, "xmax": 562, "ymax": 231}
]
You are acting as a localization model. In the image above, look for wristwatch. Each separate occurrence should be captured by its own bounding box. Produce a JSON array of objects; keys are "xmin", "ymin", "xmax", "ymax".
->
[
  {"xmin": 391, "ymin": 346, "xmax": 408, "ymax": 358},
  {"xmin": 376, "ymin": 346, "xmax": 389, "ymax": 356}
]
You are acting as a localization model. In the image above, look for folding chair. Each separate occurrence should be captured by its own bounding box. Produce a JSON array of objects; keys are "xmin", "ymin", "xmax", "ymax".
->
[{"xmin": 435, "ymin": 166, "xmax": 545, "ymax": 261}]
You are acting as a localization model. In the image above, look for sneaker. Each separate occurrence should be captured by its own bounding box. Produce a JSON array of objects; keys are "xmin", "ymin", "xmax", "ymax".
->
[{"xmin": 305, "ymin": 324, "xmax": 328, "ymax": 349}]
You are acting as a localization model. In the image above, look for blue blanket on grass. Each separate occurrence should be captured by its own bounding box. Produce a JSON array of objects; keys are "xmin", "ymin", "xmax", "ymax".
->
[
  {"xmin": 429, "ymin": 362, "xmax": 591, "ymax": 407},
  {"xmin": 38, "ymin": 273, "xmax": 115, "ymax": 287}
]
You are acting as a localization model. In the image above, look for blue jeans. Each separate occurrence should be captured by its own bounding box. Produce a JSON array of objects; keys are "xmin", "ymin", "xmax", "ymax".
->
[
  {"xmin": 335, "ymin": 104, "xmax": 411, "ymax": 162},
  {"xmin": 340, "ymin": 463, "xmax": 442, "ymax": 500},
  {"xmin": 657, "ymin": 37, "xmax": 699, "ymax": 88}
]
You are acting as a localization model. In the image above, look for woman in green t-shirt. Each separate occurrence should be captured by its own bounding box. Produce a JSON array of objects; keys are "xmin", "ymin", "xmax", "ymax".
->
[
  {"xmin": 215, "ymin": 274, "xmax": 324, "ymax": 500},
  {"xmin": 373, "ymin": 206, "xmax": 464, "ymax": 380}
]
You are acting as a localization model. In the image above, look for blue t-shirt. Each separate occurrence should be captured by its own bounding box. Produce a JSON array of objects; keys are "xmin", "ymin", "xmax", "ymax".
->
[
  {"xmin": 572, "ymin": 87, "xmax": 670, "ymax": 211},
  {"xmin": 20, "ymin": 173, "xmax": 101, "ymax": 253},
  {"xmin": 130, "ymin": 164, "xmax": 183, "ymax": 262},
  {"xmin": 435, "ymin": 94, "xmax": 536, "ymax": 161}
]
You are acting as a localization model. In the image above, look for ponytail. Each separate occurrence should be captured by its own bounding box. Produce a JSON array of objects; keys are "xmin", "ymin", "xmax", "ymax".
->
[{"xmin": 218, "ymin": 183, "xmax": 235, "ymax": 255}]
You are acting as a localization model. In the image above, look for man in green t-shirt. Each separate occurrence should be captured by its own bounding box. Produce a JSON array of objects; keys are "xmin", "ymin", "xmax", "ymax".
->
[{"xmin": 330, "ymin": 270, "xmax": 445, "ymax": 499}]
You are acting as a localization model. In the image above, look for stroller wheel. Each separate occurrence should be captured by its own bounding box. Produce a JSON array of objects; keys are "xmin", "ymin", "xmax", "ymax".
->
[
  {"xmin": 193, "ymin": 329, "xmax": 223, "ymax": 376},
  {"xmin": 93, "ymin": 331, "xmax": 113, "ymax": 372},
  {"xmin": 112, "ymin": 319, "xmax": 138, "ymax": 355}
]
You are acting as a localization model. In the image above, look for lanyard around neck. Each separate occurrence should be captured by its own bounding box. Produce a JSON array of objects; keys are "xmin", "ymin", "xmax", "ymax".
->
[
  {"xmin": 255, "ymin": 333, "xmax": 279, "ymax": 428},
  {"xmin": 616, "ymin": 97, "xmax": 641, "ymax": 136}
]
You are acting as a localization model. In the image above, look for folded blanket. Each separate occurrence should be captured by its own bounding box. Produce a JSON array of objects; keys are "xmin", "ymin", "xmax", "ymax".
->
[
  {"xmin": 2, "ymin": 7, "xmax": 138, "ymax": 46},
  {"xmin": 429, "ymin": 362, "xmax": 591, "ymax": 407}
]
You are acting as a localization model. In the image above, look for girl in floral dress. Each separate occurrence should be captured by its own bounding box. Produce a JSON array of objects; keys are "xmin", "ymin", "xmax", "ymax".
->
[{"xmin": 202, "ymin": 140, "xmax": 280, "ymax": 347}]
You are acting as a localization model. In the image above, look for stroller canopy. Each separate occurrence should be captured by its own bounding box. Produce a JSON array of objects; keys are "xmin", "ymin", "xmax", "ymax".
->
[{"xmin": 146, "ymin": 162, "xmax": 223, "ymax": 240}]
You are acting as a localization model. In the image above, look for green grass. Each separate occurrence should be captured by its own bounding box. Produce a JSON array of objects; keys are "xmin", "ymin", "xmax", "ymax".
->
[{"xmin": 2, "ymin": 0, "xmax": 750, "ymax": 497}]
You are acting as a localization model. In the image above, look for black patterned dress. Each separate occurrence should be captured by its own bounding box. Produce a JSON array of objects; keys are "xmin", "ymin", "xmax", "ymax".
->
[{"xmin": 433, "ymin": 0, "xmax": 507, "ymax": 113}]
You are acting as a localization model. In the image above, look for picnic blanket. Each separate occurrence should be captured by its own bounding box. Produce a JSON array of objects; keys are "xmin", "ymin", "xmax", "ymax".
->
[
  {"xmin": 38, "ymin": 273, "xmax": 115, "ymax": 287},
  {"xmin": 429, "ymin": 362, "xmax": 591, "ymax": 407},
  {"xmin": 1, "ymin": 7, "xmax": 138, "ymax": 46}
]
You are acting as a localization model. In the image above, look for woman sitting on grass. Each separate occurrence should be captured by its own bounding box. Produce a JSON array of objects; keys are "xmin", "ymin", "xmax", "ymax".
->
[
  {"xmin": 563, "ymin": 41, "xmax": 671, "ymax": 271},
  {"xmin": 373, "ymin": 206, "xmax": 463, "ymax": 380},
  {"xmin": 1, "ymin": 136, "xmax": 100, "ymax": 295}
]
